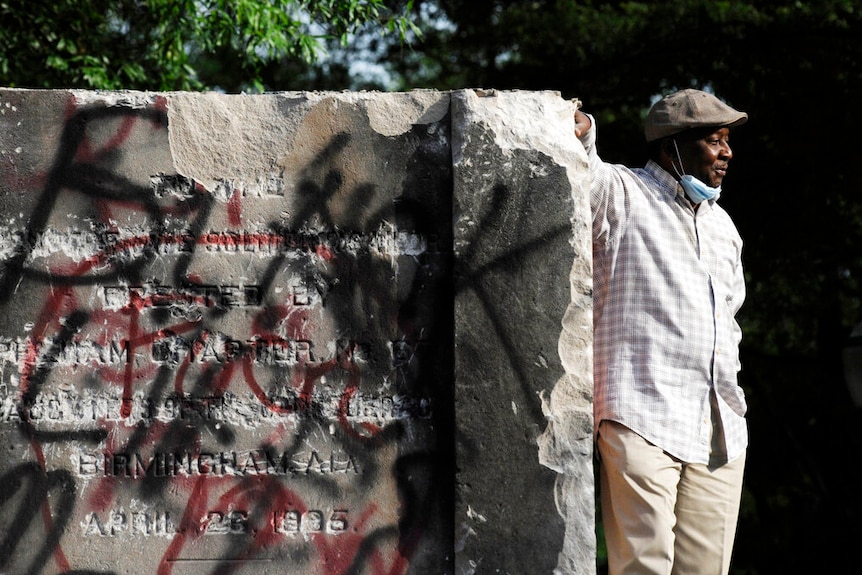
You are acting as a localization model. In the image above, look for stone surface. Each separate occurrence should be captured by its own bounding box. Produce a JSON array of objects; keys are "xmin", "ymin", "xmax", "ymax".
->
[
  {"xmin": 451, "ymin": 90, "xmax": 594, "ymax": 575},
  {"xmin": 0, "ymin": 88, "xmax": 592, "ymax": 574}
]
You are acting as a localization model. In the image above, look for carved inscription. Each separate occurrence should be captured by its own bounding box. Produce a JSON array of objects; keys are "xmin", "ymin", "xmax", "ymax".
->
[
  {"xmin": 81, "ymin": 508, "xmax": 350, "ymax": 537},
  {"xmin": 0, "ymin": 336, "xmax": 129, "ymax": 365},
  {"xmin": 0, "ymin": 388, "xmax": 431, "ymax": 425},
  {"xmin": 79, "ymin": 450, "xmax": 361, "ymax": 477},
  {"xmin": 104, "ymin": 284, "xmax": 266, "ymax": 309},
  {"xmin": 0, "ymin": 92, "xmax": 453, "ymax": 574},
  {"xmin": 0, "ymin": 333, "xmax": 428, "ymax": 369},
  {"xmin": 272, "ymin": 510, "xmax": 349, "ymax": 535},
  {"xmin": 0, "ymin": 226, "xmax": 436, "ymax": 262},
  {"xmin": 83, "ymin": 510, "xmax": 176, "ymax": 537}
]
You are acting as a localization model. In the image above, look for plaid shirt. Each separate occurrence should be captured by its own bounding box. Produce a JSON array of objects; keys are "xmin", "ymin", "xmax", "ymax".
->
[{"xmin": 580, "ymin": 122, "xmax": 748, "ymax": 464}]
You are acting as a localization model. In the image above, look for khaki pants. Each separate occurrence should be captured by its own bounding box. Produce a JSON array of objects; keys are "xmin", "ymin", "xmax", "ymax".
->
[{"xmin": 597, "ymin": 420, "xmax": 746, "ymax": 575}]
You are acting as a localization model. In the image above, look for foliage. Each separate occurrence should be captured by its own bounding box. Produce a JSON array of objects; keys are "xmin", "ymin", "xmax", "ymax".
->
[{"xmin": 0, "ymin": 0, "xmax": 419, "ymax": 92}]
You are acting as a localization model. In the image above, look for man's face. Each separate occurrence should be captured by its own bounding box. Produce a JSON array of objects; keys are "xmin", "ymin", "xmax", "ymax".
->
[{"xmin": 677, "ymin": 127, "xmax": 734, "ymax": 188}]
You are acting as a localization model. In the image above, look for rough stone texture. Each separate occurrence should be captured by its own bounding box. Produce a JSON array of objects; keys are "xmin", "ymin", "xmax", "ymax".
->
[
  {"xmin": 0, "ymin": 88, "xmax": 592, "ymax": 574},
  {"xmin": 451, "ymin": 90, "xmax": 594, "ymax": 575}
]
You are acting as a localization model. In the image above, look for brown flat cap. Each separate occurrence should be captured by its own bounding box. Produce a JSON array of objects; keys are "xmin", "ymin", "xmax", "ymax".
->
[{"xmin": 644, "ymin": 88, "xmax": 748, "ymax": 142}]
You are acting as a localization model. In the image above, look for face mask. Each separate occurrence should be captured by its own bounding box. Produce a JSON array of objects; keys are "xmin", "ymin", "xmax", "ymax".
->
[
  {"xmin": 679, "ymin": 174, "xmax": 720, "ymax": 204},
  {"xmin": 671, "ymin": 140, "xmax": 721, "ymax": 204}
]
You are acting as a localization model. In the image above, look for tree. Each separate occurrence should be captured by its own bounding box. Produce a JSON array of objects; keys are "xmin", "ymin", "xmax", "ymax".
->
[{"xmin": 0, "ymin": 0, "xmax": 419, "ymax": 92}]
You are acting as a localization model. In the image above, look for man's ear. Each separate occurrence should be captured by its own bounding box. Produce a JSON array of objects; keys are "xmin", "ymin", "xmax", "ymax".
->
[
  {"xmin": 660, "ymin": 138, "xmax": 675, "ymax": 158},
  {"xmin": 657, "ymin": 138, "xmax": 682, "ymax": 177}
]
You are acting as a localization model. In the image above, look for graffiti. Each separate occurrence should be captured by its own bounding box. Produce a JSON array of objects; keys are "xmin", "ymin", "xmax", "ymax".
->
[
  {"xmin": 450, "ymin": 121, "xmax": 580, "ymax": 573},
  {"xmin": 0, "ymin": 93, "xmax": 453, "ymax": 574}
]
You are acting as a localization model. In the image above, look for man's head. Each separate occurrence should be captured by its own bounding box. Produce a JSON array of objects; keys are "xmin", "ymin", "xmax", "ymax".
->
[
  {"xmin": 645, "ymin": 89, "xmax": 747, "ymax": 189},
  {"xmin": 645, "ymin": 89, "xmax": 747, "ymax": 143}
]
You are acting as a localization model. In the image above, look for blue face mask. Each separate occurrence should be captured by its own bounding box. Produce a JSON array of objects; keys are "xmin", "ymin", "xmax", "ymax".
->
[
  {"xmin": 672, "ymin": 140, "xmax": 721, "ymax": 204},
  {"xmin": 679, "ymin": 174, "xmax": 720, "ymax": 204}
]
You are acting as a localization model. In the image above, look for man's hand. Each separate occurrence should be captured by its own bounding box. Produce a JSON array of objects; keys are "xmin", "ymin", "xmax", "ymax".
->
[{"xmin": 574, "ymin": 109, "xmax": 592, "ymax": 138}]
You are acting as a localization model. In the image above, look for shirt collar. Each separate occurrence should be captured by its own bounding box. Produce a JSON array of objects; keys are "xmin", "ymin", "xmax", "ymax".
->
[
  {"xmin": 644, "ymin": 160, "xmax": 679, "ymax": 196},
  {"xmin": 643, "ymin": 160, "xmax": 714, "ymax": 213}
]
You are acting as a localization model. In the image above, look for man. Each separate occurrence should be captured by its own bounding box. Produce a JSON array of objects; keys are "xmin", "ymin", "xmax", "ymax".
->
[{"xmin": 574, "ymin": 89, "xmax": 749, "ymax": 575}]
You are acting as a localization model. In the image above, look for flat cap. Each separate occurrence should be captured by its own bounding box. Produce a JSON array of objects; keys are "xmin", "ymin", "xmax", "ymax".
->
[{"xmin": 644, "ymin": 88, "xmax": 747, "ymax": 142}]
